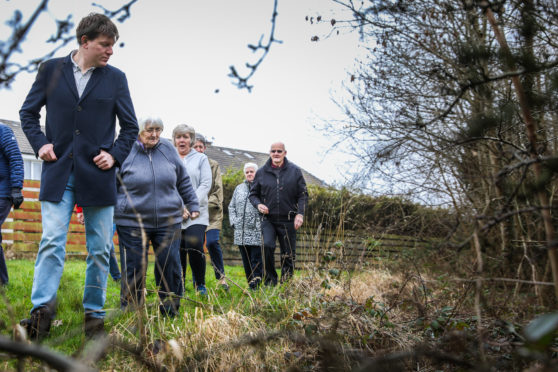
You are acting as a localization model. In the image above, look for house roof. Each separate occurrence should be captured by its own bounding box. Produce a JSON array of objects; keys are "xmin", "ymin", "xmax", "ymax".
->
[
  {"xmin": 204, "ymin": 145, "xmax": 325, "ymax": 186},
  {"xmin": 1, "ymin": 118, "xmax": 325, "ymax": 186},
  {"xmin": 1, "ymin": 118, "xmax": 35, "ymax": 155}
]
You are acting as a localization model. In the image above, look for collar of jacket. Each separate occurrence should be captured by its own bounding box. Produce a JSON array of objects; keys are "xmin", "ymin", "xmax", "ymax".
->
[
  {"xmin": 264, "ymin": 157, "xmax": 290, "ymax": 172},
  {"xmin": 63, "ymin": 52, "xmax": 106, "ymax": 72},
  {"xmin": 135, "ymin": 139, "xmax": 162, "ymax": 153}
]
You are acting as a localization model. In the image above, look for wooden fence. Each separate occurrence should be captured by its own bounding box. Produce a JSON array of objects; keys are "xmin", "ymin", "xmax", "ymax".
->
[
  {"xmin": 221, "ymin": 229, "xmax": 432, "ymax": 267},
  {"xmin": 2, "ymin": 181, "xmax": 431, "ymax": 266}
]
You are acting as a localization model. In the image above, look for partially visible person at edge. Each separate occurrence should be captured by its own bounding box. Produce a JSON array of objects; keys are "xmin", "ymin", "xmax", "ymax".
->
[
  {"xmin": 19, "ymin": 13, "xmax": 138, "ymax": 340},
  {"xmin": 193, "ymin": 134, "xmax": 228, "ymax": 291},
  {"xmin": 0, "ymin": 123, "xmax": 25, "ymax": 286},
  {"xmin": 228, "ymin": 162, "xmax": 263, "ymax": 290},
  {"xmin": 75, "ymin": 205, "xmax": 120, "ymax": 281},
  {"xmin": 114, "ymin": 117, "xmax": 199, "ymax": 317},
  {"xmin": 249, "ymin": 142, "xmax": 308, "ymax": 286},
  {"xmin": 173, "ymin": 124, "xmax": 211, "ymax": 296}
]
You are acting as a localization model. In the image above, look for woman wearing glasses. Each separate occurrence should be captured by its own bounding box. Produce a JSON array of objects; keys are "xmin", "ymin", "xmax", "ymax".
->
[{"xmin": 114, "ymin": 117, "xmax": 199, "ymax": 317}]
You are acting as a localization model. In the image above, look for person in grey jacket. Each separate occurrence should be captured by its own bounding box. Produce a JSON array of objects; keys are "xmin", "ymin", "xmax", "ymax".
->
[
  {"xmin": 114, "ymin": 117, "xmax": 199, "ymax": 317},
  {"xmin": 173, "ymin": 124, "xmax": 212, "ymax": 296},
  {"xmin": 229, "ymin": 162, "xmax": 263, "ymax": 289}
]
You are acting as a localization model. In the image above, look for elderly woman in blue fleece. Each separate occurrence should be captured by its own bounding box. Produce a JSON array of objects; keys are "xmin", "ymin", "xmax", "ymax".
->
[
  {"xmin": 173, "ymin": 124, "xmax": 212, "ymax": 296},
  {"xmin": 114, "ymin": 117, "xmax": 199, "ymax": 317}
]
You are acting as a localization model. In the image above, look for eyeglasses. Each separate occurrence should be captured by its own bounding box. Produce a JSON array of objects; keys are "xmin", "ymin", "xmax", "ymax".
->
[
  {"xmin": 270, "ymin": 149, "xmax": 283, "ymax": 154},
  {"xmin": 145, "ymin": 127, "xmax": 162, "ymax": 133}
]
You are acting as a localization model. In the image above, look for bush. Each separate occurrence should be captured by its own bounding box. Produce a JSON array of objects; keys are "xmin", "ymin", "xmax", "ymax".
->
[{"xmin": 221, "ymin": 169, "xmax": 454, "ymax": 242}]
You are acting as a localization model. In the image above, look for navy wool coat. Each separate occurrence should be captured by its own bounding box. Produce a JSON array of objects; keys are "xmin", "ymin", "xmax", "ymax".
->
[{"xmin": 20, "ymin": 53, "xmax": 139, "ymax": 206}]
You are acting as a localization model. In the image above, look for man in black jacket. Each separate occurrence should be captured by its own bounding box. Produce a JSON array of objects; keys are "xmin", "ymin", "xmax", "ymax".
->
[{"xmin": 249, "ymin": 142, "xmax": 308, "ymax": 285}]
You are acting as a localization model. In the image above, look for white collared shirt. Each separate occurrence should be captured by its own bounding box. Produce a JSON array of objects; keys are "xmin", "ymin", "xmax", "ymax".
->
[{"xmin": 71, "ymin": 50, "xmax": 95, "ymax": 98}]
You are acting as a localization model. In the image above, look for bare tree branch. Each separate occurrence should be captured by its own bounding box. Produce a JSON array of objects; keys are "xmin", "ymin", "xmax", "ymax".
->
[{"xmin": 228, "ymin": 0, "xmax": 282, "ymax": 92}]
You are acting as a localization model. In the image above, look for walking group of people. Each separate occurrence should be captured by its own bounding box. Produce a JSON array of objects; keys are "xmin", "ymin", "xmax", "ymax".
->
[{"xmin": 0, "ymin": 12, "xmax": 308, "ymax": 341}]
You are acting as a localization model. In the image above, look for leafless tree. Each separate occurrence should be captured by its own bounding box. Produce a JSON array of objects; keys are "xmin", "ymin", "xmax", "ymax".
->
[{"xmin": 316, "ymin": 0, "xmax": 558, "ymax": 300}]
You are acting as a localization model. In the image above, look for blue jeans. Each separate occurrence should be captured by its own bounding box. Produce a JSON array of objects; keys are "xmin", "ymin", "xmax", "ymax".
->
[
  {"xmin": 261, "ymin": 218, "xmax": 297, "ymax": 285},
  {"xmin": 0, "ymin": 198, "xmax": 11, "ymax": 285},
  {"xmin": 117, "ymin": 223, "xmax": 183, "ymax": 316},
  {"xmin": 205, "ymin": 229, "xmax": 225, "ymax": 280},
  {"xmin": 109, "ymin": 224, "xmax": 121, "ymax": 280},
  {"xmin": 31, "ymin": 173, "xmax": 113, "ymax": 318},
  {"xmin": 180, "ymin": 224, "xmax": 207, "ymax": 288}
]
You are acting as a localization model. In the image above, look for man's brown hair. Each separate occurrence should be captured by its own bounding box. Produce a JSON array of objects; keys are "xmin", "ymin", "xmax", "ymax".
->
[{"xmin": 76, "ymin": 13, "xmax": 119, "ymax": 45}]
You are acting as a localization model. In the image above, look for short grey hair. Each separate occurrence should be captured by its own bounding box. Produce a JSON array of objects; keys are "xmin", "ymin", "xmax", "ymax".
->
[
  {"xmin": 244, "ymin": 162, "xmax": 258, "ymax": 172},
  {"xmin": 138, "ymin": 116, "xmax": 164, "ymax": 133},
  {"xmin": 172, "ymin": 124, "xmax": 196, "ymax": 146},
  {"xmin": 195, "ymin": 133, "xmax": 208, "ymax": 147}
]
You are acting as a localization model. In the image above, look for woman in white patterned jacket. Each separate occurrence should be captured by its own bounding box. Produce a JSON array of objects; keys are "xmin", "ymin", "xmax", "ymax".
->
[{"xmin": 228, "ymin": 163, "xmax": 263, "ymax": 289}]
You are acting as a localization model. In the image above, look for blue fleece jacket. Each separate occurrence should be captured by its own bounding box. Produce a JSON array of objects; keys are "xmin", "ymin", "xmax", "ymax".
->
[
  {"xmin": 0, "ymin": 124, "xmax": 24, "ymax": 198},
  {"xmin": 114, "ymin": 138, "xmax": 199, "ymax": 228}
]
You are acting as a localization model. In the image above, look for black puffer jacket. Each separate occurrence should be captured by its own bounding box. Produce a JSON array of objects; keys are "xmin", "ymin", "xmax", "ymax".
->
[{"xmin": 249, "ymin": 157, "xmax": 308, "ymax": 220}]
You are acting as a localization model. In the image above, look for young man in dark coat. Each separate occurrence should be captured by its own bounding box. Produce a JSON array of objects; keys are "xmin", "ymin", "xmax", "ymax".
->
[
  {"xmin": 249, "ymin": 142, "xmax": 308, "ymax": 285},
  {"xmin": 19, "ymin": 13, "xmax": 138, "ymax": 340}
]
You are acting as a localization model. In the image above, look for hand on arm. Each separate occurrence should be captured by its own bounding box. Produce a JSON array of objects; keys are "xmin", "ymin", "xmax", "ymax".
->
[
  {"xmin": 38, "ymin": 144, "xmax": 57, "ymax": 162},
  {"xmin": 93, "ymin": 150, "xmax": 115, "ymax": 170},
  {"xmin": 294, "ymin": 214, "xmax": 304, "ymax": 230},
  {"xmin": 183, "ymin": 207, "xmax": 200, "ymax": 220},
  {"xmin": 257, "ymin": 204, "xmax": 269, "ymax": 215},
  {"xmin": 183, "ymin": 207, "xmax": 191, "ymax": 220}
]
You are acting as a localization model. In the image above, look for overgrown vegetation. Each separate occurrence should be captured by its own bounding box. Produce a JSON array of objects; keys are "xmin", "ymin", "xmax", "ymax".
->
[{"xmin": 1, "ymin": 250, "xmax": 557, "ymax": 371}]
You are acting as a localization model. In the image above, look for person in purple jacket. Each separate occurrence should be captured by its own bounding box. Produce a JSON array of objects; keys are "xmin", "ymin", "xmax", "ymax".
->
[
  {"xmin": 114, "ymin": 117, "xmax": 199, "ymax": 317},
  {"xmin": 0, "ymin": 122, "xmax": 24, "ymax": 286}
]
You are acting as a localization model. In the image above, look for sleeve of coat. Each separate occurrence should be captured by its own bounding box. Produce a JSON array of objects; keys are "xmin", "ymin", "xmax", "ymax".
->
[
  {"xmin": 196, "ymin": 155, "xmax": 212, "ymax": 203},
  {"xmin": 174, "ymin": 151, "xmax": 200, "ymax": 213},
  {"xmin": 248, "ymin": 171, "xmax": 263, "ymax": 209},
  {"xmin": 0, "ymin": 126, "xmax": 24, "ymax": 189},
  {"xmin": 208, "ymin": 161, "xmax": 223, "ymax": 211},
  {"xmin": 19, "ymin": 63, "xmax": 50, "ymax": 156},
  {"xmin": 296, "ymin": 169, "xmax": 308, "ymax": 216},
  {"xmin": 110, "ymin": 72, "xmax": 139, "ymax": 166},
  {"xmin": 228, "ymin": 186, "xmax": 239, "ymax": 227}
]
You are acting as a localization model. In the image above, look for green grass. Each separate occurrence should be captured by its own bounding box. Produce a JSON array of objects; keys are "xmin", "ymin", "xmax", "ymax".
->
[
  {"xmin": 0, "ymin": 259, "xmax": 304, "ymax": 368},
  {"xmin": 1, "ymin": 260, "xmax": 238, "ymax": 343},
  {"xmin": 0, "ymin": 256, "xmax": 399, "ymax": 371}
]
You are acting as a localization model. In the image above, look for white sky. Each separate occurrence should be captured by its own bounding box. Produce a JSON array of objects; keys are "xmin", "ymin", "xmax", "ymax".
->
[{"xmin": 0, "ymin": 0, "xmax": 363, "ymax": 185}]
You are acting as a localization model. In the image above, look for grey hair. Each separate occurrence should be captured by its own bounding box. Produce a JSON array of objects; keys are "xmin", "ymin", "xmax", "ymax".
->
[
  {"xmin": 138, "ymin": 116, "xmax": 164, "ymax": 133},
  {"xmin": 172, "ymin": 124, "xmax": 196, "ymax": 146},
  {"xmin": 195, "ymin": 133, "xmax": 208, "ymax": 147},
  {"xmin": 244, "ymin": 162, "xmax": 258, "ymax": 172}
]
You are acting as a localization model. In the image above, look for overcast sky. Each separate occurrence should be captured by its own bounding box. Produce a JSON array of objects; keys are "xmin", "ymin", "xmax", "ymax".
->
[{"xmin": 0, "ymin": 0, "xmax": 362, "ymax": 185}]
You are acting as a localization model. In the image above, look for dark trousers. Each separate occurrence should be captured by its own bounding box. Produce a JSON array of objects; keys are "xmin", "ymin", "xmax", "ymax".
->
[
  {"xmin": 116, "ymin": 223, "xmax": 183, "ymax": 316},
  {"xmin": 261, "ymin": 218, "xmax": 297, "ymax": 286},
  {"xmin": 238, "ymin": 245, "xmax": 263, "ymax": 289},
  {"xmin": 180, "ymin": 224, "xmax": 207, "ymax": 288},
  {"xmin": 205, "ymin": 229, "xmax": 225, "ymax": 280},
  {"xmin": 0, "ymin": 198, "xmax": 11, "ymax": 285},
  {"xmin": 108, "ymin": 224, "xmax": 121, "ymax": 280}
]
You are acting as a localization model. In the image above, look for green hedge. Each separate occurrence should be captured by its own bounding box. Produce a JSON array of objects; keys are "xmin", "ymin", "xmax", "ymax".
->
[{"xmin": 220, "ymin": 169, "xmax": 453, "ymax": 243}]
